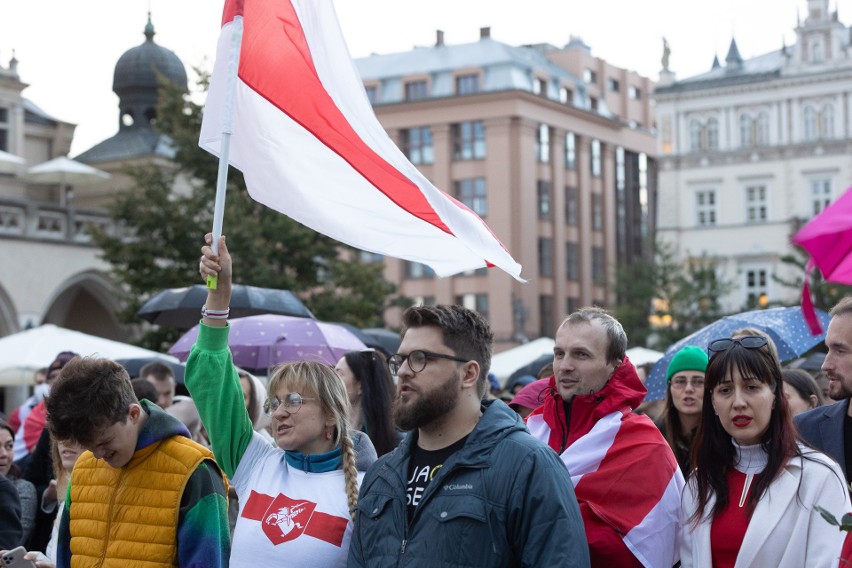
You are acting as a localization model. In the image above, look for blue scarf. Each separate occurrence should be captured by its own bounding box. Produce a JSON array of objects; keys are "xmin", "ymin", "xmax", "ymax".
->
[{"xmin": 285, "ymin": 447, "xmax": 342, "ymax": 473}]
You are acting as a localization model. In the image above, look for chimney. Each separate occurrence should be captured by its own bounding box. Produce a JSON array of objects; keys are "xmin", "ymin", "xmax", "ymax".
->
[
  {"xmin": 480, "ymin": 27, "xmax": 491, "ymax": 40},
  {"xmin": 436, "ymin": 30, "xmax": 444, "ymax": 47}
]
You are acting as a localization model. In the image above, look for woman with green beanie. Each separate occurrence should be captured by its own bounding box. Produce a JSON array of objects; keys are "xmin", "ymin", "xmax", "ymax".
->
[{"xmin": 656, "ymin": 345, "xmax": 709, "ymax": 476}]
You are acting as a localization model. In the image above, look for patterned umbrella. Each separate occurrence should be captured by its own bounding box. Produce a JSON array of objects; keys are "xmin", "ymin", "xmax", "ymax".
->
[
  {"xmin": 644, "ymin": 306, "xmax": 831, "ymax": 401},
  {"xmin": 168, "ymin": 314, "xmax": 366, "ymax": 373}
]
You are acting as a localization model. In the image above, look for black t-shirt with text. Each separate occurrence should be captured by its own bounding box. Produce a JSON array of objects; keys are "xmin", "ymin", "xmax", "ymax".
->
[{"xmin": 406, "ymin": 435, "xmax": 468, "ymax": 522}]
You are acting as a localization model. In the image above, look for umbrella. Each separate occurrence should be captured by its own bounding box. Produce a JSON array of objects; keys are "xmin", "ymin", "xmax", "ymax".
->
[
  {"xmin": 787, "ymin": 352, "xmax": 826, "ymax": 372},
  {"xmin": 137, "ymin": 284, "xmax": 314, "ymax": 328},
  {"xmin": 26, "ymin": 156, "xmax": 111, "ymax": 206},
  {"xmin": 0, "ymin": 324, "xmax": 178, "ymax": 386},
  {"xmin": 168, "ymin": 314, "xmax": 367, "ymax": 373},
  {"xmin": 793, "ymin": 186, "xmax": 852, "ymax": 285},
  {"xmin": 625, "ymin": 346, "xmax": 664, "ymax": 367},
  {"xmin": 0, "ymin": 149, "xmax": 25, "ymax": 175},
  {"xmin": 490, "ymin": 337, "xmax": 555, "ymax": 385},
  {"xmin": 360, "ymin": 328, "xmax": 401, "ymax": 357},
  {"xmin": 114, "ymin": 356, "xmax": 186, "ymax": 383},
  {"xmin": 505, "ymin": 353, "xmax": 553, "ymax": 385},
  {"xmin": 644, "ymin": 306, "xmax": 831, "ymax": 401}
]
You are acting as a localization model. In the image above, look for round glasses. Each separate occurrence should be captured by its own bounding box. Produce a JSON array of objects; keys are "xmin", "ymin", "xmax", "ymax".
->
[
  {"xmin": 263, "ymin": 392, "xmax": 315, "ymax": 416},
  {"xmin": 387, "ymin": 349, "xmax": 469, "ymax": 375},
  {"xmin": 670, "ymin": 377, "xmax": 705, "ymax": 390},
  {"xmin": 708, "ymin": 335, "xmax": 768, "ymax": 354}
]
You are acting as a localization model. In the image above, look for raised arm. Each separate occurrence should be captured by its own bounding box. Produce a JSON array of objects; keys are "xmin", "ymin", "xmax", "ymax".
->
[{"xmin": 184, "ymin": 234, "xmax": 255, "ymax": 479}]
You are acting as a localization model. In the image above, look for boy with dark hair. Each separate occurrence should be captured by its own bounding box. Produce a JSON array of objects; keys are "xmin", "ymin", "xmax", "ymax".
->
[{"xmin": 46, "ymin": 357, "xmax": 229, "ymax": 567}]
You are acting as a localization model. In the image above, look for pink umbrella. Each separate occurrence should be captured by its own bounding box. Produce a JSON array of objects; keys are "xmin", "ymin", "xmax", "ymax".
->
[
  {"xmin": 168, "ymin": 314, "xmax": 367, "ymax": 373},
  {"xmin": 792, "ymin": 186, "xmax": 852, "ymax": 333}
]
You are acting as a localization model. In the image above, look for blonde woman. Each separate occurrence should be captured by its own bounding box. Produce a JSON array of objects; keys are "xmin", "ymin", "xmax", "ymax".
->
[{"xmin": 188, "ymin": 234, "xmax": 364, "ymax": 567}]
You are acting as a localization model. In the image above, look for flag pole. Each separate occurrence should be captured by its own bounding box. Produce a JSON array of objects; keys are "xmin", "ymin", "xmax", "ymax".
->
[{"xmin": 207, "ymin": 16, "xmax": 243, "ymax": 289}]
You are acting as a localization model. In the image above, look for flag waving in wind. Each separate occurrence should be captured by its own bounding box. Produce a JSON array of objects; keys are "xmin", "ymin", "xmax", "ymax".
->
[{"xmin": 200, "ymin": 0, "xmax": 523, "ymax": 279}]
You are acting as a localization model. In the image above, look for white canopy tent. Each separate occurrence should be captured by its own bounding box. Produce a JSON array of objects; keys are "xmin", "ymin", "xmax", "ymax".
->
[
  {"xmin": 625, "ymin": 346, "xmax": 664, "ymax": 367},
  {"xmin": 0, "ymin": 324, "xmax": 178, "ymax": 386}
]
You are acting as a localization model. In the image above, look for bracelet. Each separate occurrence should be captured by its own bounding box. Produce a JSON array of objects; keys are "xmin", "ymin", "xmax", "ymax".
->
[{"xmin": 201, "ymin": 305, "xmax": 230, "ymax": 320}]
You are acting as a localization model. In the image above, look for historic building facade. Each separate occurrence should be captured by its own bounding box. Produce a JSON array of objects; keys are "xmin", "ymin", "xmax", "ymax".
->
[
  {"xmin": 654, "ymin": 0, "xmax": 852, "ymax": 311},
  {"xmin": 355, "ymin": 29, "xmax": 657, "ymax": 345}
]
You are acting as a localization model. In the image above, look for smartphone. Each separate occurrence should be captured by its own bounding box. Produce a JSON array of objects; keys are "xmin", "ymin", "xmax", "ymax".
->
[{"xmin": 0, "ymin": 547, "xmax": 36, "ymax": 568}]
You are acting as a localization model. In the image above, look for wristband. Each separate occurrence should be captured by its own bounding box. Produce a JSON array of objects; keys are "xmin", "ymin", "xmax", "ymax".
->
[{"xmin": 201, "ymin": 305, "xmax": 230, "ymax": 320}]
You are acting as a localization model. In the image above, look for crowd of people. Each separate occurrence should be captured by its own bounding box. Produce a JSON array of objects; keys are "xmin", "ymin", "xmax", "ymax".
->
[{"xmin": 1, "ymin": 232, "xmax": 852, "ymax": 567}]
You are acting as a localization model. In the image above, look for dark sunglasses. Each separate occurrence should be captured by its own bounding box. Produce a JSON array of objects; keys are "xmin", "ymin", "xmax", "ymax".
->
[{"xmin": 707, "ymin": 335, "xmax": 768, "ymax": 354}]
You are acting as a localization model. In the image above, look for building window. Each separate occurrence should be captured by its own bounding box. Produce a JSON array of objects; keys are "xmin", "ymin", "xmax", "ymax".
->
[
  {"xmin": 628, "ymin": 86, "xmax": 641, "ymax": 100},
  {"xmin": 707, "ymin": 117, "xmax": 719, "ymax": 150},
  {"xmin": 565, "ymin": 186, "xmax": 578, "ymax": 225},
  {"xmin": 560, "ymin": 86, "xmax": 573, "ymax": 105},
  {"xmin": 591, "ymin": 193, "xmax": 603, "ymax": 231},
  {"xmin": 821, "ymin": 104, "xmax": 835, "ymax": 139},
  {"xmin": 412, "ymin": 295, "xmax": 436, "ymax": 307},
  {"xmin": 804, "ymin": 106, "xmax": 818, "ymax": 141},
  {"xmin": 364, "ymin": 85, "xmax": 378, "ymax": 105},
  {"xmin": 811, "ymin": 39, "xmax": 825, "ymax": 63},
  {"xmin": 590, "ymin": 139, "xmax": 601, "ymax": 177},
  {"xmin": 566, "ymin": 297, "xmax": 579, "ymax": 316},
  {"xmin": 539, "ymin": 238, "xmax": 553, "ymax": 277},
  {"xmin": 539, "ymin": 295, "xmax": 554, "ymax": 338},
  {"xmin": 404, "ymin": 261, "xmax": 435, "ymax": 279},
  {"xmin": 405, "ymin": 80, "xmax": 428, "ymax": 101},
  {"xmin": 0, "ymin": 108, "xmax": 8, "ymax": 151},
  {"xmin": 592, "ymin": 247, "xmax": 605, "ymax": 284},
  {"xmin": 608, "ymin": 78, "xmax": 620, "ymax": 92},
  {"xmin": 589, "ymin": 97, "xmax": 599, "ymax": 111},
  {"xmin": 456, "ymin": 73, "xmax": 480, "ymax": 95},
  {"xmin": 564, "ymin": 132, "xmax": 576, "ymax": 170},
  {"xmin": 740, "ymin": 114, "xmax": 754, "ymax": 147},
  {"xmin": 744, "ymin": 267, "xmax": 768, "ymax": 308},
  {"xmin": 536, "ymin": 124, "xmax": 550, "ymax": 163},
  {"xmin": 358, "ymin": 251, "xmax": 384, "ymax": 263},
  {"xmin": 566, "ymin": 242, "xmax": 579, "ymax": 281},
  {"xmin": 696, "ymin": 190, "xmax": 717, "ymax": 227},
  {"xmin": 537, "ymin": 181, "xmax": 552, "ymax": 219},
  {"xmin": 533, "ymin": 77, "xmax": 548, "ymax": 96},
  {"xmin": 689, "ymin": 120, "xmax": 702, "ymax": 152},
  {"xmin": 401, "ymin": 126, "xmax": 434, "ymax": 165},
  {"xmin": 456, "ymin": 293, "xmax": 490, "ymax": 321},
  {"xmin": 452, "ymin": 121, "xmax": 486, "ymax": 160},
  {"xmin": 583, "ymin": 69, "xmax": 597, "ymax": 84},
  {"xmin": 454, "ymin": 178, "xmax": 488, "ymax": 217},
  {"xmin": 756, "ymin": 112, "xmax": 770, "ymax": 146},
  {"xmin": 456, "ymin": 267, "xmax": 488, "ymax": 277},
  {"xmin": 811, "ymin": 178, "xmax": 832, "ymax": 215},
  {"xmin": 745, "ymin": 184, "xmax": 768, "ymax": 223}
]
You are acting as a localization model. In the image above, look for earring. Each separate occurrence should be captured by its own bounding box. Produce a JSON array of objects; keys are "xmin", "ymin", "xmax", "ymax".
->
[{"xmin": 326, "ymin": 429, "xmax": 332, "ymax": 440}]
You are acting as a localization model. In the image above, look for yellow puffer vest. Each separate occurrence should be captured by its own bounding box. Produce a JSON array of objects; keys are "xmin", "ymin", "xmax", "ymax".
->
[{"xmin": 69, "ymin": 435, "xmax": 219, "ymax": 567}]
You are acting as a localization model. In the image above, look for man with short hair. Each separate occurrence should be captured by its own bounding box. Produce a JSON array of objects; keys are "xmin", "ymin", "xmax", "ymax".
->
[
  {"xmin": 46, "ymin": 357, "xmax": 229, "ymax": 567},
  {"xmin": 526, "ymin": 307, "xmax": 683, "ymax": 567},
  {"xmin": 796, "ymin": 296, "xmax": 852, "ymax": 481},
  {"xmin": 348, "ymin": 304, "xmax": 589, "ymax": 568},
  {"xmin": 141, "ymin": 361, "xmax": 177, "ymax": 408}
]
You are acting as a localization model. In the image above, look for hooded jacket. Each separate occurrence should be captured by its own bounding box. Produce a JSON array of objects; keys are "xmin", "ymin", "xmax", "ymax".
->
[
  {"xmin": 527, "ymin": 356, "xmax": 683, "ymax": 568},
  {"xmin": 348, "ymin": 399, "xmax": 590, "ymax": 568}
]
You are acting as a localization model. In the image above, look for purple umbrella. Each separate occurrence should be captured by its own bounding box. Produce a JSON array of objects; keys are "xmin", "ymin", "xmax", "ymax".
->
[{"xmin": 168, "ymin": 314, "xmax": 367, "ymax": 372}]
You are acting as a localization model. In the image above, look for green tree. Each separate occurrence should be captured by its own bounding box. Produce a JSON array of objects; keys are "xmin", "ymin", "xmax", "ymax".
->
[{"xmin": 92, "ymin": 72, "xmax": 403, "ymax": 351}]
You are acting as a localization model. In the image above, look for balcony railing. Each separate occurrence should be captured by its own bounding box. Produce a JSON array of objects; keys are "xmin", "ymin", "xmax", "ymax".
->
[{"xmin": 0, "ymin": 197, "xmax": 125, "ymax": 244}]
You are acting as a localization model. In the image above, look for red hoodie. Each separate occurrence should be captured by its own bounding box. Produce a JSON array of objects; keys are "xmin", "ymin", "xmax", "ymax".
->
[{"xmin": 527, "ymin": 356, "xmax": 683, "ymax": 568}]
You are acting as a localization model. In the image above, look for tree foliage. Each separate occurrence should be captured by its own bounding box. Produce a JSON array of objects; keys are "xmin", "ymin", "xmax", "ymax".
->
[{"xmin": 92, "ymin": 72, "xmax": 402, "ymax": 351}]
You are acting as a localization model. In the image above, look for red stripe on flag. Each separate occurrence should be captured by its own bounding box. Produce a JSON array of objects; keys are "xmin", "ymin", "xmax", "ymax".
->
[
  {"xmin": 573, "ymin": 415, "xmax": 678, "ymax": 533},
  {"xmin": 303, "ymin": 511, "xmax": 348, "ymax": 547},
  {"xmin": 222, "ymin": 0, "xmax": 244, "ymax": 26},
  {"xmin": 237, "ymin": 0, "xmax": 456, "ymax": 237},
  {"xmin": 241, "ymin": 490, "xmax": 274, "ymax": 520}
]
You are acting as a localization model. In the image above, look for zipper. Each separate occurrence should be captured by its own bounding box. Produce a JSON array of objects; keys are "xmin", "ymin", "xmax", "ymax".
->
[{"xmin": 98, "ymin": 467, "xmax": 124, "ymax": 567}]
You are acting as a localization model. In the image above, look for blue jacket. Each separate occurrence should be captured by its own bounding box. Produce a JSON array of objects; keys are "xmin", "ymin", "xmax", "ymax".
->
[
  {"xmin": 795, "ymin": 399, "xmax": 848, "ymax": 478},
  {"xmin": 347, "ymin": 399, "xmax": 590, "ymax": 568}
]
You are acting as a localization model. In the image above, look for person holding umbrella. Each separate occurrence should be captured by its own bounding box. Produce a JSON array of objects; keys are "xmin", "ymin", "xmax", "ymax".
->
[
  {"xmin": 681, "ymin": 334, "xmax": 849, "ymax": 567},
  {"xmin": 657, "ymin": 346, "xmax": 708, "ymax": 477},
  {"xmin": 190, "ymin": 234, "xmax": 365, "ymax": 567}
]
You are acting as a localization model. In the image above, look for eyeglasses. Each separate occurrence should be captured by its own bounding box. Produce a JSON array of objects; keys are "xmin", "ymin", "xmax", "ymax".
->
[
  {"xmin": 708, "ymin": 335, "xmax": 769, "ymax": 354},
  {"xmin": 263, "ymin": 392, "xmax": 315, "ymax": 416},
  {"xmin": 388, "ymin": 350, "xmax": 469, "ymax": 375},
  {"xmin": 670, "ymin": 377, "xmax": 705, "ymax": 389}
]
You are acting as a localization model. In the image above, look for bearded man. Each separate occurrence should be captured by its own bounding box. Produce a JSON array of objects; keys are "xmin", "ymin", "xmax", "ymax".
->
[{"xmin": 348, "ymin": 304, "xmax": 589, "ymax": 568}]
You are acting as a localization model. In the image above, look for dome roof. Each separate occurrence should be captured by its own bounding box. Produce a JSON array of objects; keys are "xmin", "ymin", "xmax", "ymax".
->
[{"xmin": 112, "ymin": 14, "xmax": 187, "ymax": 96}]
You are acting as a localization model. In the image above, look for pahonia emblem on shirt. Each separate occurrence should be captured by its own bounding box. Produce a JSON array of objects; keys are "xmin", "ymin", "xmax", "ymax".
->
[{"xmin": 242, "ymin": 490, "xmax": 349, "ymax": 547}]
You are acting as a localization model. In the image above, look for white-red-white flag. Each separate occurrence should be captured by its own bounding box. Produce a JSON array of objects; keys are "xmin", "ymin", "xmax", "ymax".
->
[{"xmin": 200, "ymin": 0, "xmax": 523, "ymax": 279}]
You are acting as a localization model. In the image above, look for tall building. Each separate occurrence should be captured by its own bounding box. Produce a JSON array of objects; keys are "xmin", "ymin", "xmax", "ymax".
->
[
  {"xmin": 355, "ymin": 29, "xmax": 657, "ymax": 346},
  {"xmin": 654, "ymin": 0, "xmax": 852, "ymax": 312}
]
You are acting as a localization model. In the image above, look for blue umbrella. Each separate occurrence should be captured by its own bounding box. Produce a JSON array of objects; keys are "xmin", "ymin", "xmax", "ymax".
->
[{"xmin": 645, "ymin": 306, "xmax": 831, "ymax": 401}]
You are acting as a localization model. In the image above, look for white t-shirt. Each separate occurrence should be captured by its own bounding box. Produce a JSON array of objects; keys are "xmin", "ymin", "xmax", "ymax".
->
[{"xmin": 229, "ymin": 432, "xmax": 363, "ymax": 567}]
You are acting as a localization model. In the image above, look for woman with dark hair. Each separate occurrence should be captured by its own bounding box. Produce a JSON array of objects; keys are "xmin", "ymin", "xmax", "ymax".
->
[
  {"xmin": 0, "ymin": 420, "xmax": 36, "ymax": 546},
  {"xmin": 681, "ymin": 335, "xmax": 850, "ymax": 567},
  {"xmin": 657, "ymin": 346, "xmax": 708, "ymax": 476},
  {"xmin": 781, "ymin": 368, "xmax": 824, "ymax": 415},
  {"xmin": 335, "ymin": 350, "xmax": 399, "ymax": 456}
]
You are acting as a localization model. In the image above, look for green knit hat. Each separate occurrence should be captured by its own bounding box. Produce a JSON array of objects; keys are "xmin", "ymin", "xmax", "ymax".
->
[{"xmin": 666, "ymin": 345, "xmax": 709, "ymax": 382}]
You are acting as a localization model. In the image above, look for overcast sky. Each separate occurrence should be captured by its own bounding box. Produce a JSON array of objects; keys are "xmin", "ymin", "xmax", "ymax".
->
[{"xmin": 3, "ymin": 0, "xmax": 850, "ymax": 156}]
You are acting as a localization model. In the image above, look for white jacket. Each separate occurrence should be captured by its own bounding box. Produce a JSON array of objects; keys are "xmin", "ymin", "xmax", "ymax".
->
[{"xmin": 681, "ymin": 447, "xmax": 850, "ymax": 568}]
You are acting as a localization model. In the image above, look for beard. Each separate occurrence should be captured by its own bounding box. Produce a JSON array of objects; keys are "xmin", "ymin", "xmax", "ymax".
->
[
  {"xmin": 827, "ymin": 372, "xmax": 852, "ymax": 400},
  {"xmin": 393, "ymin": 371, "xmax": 460, "ymax": 431}
]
